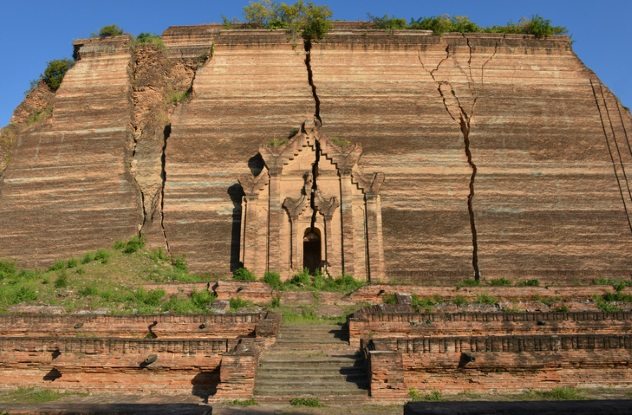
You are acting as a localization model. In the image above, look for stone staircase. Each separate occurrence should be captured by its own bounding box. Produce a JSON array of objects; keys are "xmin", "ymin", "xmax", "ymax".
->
[{"xmin": 254, "ymin": 323, "xmax": 369, "ymax": 401}]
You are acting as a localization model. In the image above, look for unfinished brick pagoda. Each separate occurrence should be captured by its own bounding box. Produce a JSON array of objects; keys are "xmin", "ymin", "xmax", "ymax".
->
[{"xmin": 1, "ymin": 24, "xmax": 631, "ymax": 284}]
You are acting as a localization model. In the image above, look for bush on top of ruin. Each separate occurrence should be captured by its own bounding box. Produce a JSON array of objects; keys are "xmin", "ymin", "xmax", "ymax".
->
[
  {"xmin": 240, "ymin": 0, "xmax": 333, "ymax": 41},
  {"xmin": 370, "ymin": 14, "xmax": 567, "ymax": 38},
  {"xmin": 97, "ymin": 24, "xmax": 125, "ymax": 38}
]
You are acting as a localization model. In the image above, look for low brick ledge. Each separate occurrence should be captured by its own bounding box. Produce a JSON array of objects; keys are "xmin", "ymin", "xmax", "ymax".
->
[{"xmin": 371, "ymin": 334, "xmax": 632, "ymax": 353}]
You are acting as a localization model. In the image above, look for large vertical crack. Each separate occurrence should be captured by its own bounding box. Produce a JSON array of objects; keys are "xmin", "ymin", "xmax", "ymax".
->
[
  {"xmin": 309, "ymin": 140, "xmax": 320, "ymax": 229},
  {"xmin": 128, "ymin": 42, "xmax": 213, "ymax": 249},
  {"xmin": 419, "ymin": 42, "xmax": 483, "ymax": 280},
  {"xmin": 304, "ymin": 39, "xmax": 321, "ymax": 122},
  {"xmin": 304, "ymin": 38, "xmax": 323, "ymax": 229},
  {"xmin": 160, "ymin": 124, "xmax": 172, "ymax": 254}
]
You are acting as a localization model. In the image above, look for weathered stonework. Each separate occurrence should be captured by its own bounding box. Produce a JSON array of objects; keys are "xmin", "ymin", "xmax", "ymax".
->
[{"xmin": 239, "ymin": 119, "xmax": 385, "ymax": 280}]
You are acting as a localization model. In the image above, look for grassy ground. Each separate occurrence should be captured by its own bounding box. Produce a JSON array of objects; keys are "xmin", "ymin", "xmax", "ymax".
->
[
  {"xmin": 0, "ymin": 387, "xmax": 86, "ymax": 404},
  {"xmin": 0, "ymin": 237, "xmax": 215, "ymax": 314}
]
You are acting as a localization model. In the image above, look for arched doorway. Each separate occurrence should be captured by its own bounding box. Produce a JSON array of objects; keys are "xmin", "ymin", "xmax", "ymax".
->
[{"xmin": 303, "ymin": 228, "xmax": 321, "ymax": 275}]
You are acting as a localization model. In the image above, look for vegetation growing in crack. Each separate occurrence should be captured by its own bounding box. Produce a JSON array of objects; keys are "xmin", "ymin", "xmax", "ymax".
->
[
  {"xmin": 42, "ymin": 59, "xmax": 74, "ymax": 92},
  {"xmin": 370, "ymin": 14, "xmax": 567, "ymax": 37},
  {"xmin": 132, "ymin": 32, "xmax": 165, "ymax": 49}
]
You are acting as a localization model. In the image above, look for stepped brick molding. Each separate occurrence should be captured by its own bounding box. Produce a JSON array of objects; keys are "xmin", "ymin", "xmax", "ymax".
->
[
  {"xmin": 0, "ymin": 313, "xmax": 263, "ymax": 339},
  {"xmin": 350, "ymin": 307, "xmax": 632, "ymax": 348},
  {"xmin": 1, "ymin": 27, "xmax": 632, "ymax": 283},
  {"xmin": 0, "ymin": 312, "xmax": 280, "ymax": 397},
  {"xmin": 0, "ymin": 337, "xmax": 230, "ymax": 395},
  {"xmin": 349, "ymin": 284, "xmax": 632, "ymax": 299},
  {"xmin": 368, "ymin": 334, "xmax": 632, "ymax": 399}
]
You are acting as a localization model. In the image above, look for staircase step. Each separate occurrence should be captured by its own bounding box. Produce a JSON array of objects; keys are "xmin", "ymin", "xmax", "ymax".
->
[
  {"xmin": 256, "ymin": 375, "xmax": 367, "ymax": 384},
  {"xmin": 254, "ymin": 322, "xmax": 369, "ymax": 400},
  {"xmin": 254, "ymin": 384, "xmax": 368, "ymax": 395},
  {"xmin": 257, "ymin": 366, "xmax": 366, "ymax": 374}
]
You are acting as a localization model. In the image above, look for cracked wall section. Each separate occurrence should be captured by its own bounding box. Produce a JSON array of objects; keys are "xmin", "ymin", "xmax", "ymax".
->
[
  {"xmin": 128, "ymin": 42, "xmax": 210, "ymax": 251},
  {"xmin": 161, "ymin": 31, "xmax": 314, "ymax": 273},
  {"xmin": 418, "ymin": 37, "xmax": 496, "ymax": 281}
]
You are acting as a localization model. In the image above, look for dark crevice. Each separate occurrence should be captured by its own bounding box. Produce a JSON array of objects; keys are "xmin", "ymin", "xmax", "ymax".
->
[
  {"xmin": 460, "ymin": 111, "xmax": 481, "ymax": 281},
  {"xmin": 310, "ymin": 140, "xmax": 321, "ymax": 229},
  {"xmin": 304, "ymin": 39, "xmax": 321, "ymax": 122},
  {"xmin": 590, "ymin": 79, "xmax": 632, "ymax": 233},
  {"xmin": 418, "ymin": 46, "xmax": 481, "ymax": 280},
  {"xmin": 160, "ymin": 124, "xmax": 172, "ymax": 254}
]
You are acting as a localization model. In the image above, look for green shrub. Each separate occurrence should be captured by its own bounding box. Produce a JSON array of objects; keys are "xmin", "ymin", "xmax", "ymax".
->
[
  {"xmin": 66, "ymin": 259, "xmax": 78, "ymax": 269},
  {"xmin": 133, "ymin": 288, "xmax": 165, "ymax": 306},
  {"xmin": 488, "ymin": 278, "xmax": 511, "ymax": 286},
  {"xmin": 369, "ymin": 14, "xmax": 408, "ymax": 30},
  {"xmin": 80, "ymin": 252, "xmax": 95, "ymax": 264},
  {"xmin": 409, "ymin": 388, "xmax": 443, "ymax": 402},
  {"xmin": 533, "ymin": 386, "xmax": 584, "ymax": 400},
  {"xmin": 42, "ymin": 59, "xmax": 74, "ymax": 92},
  {"xmin": 233, "ymin": 267, "xmax": 256, "ymax": 282},
  {"xmin": 412, "ymin": 295, "xmax": 442, "ymax": 312},
  {"xmin": 14, "ymin": 286, "xmax": 38, "ymax": 303},
  {"xmin": 191, "ymin": 290, "xmax": 215, "ymax": 310},
  {"xmin": 168, "ymin": 89, "xmax": 191, "ymax": 105},
  {"xmin": 0, "ymin": 261, "xmax": 17, "ymax": 279},
  {"xmin": 263, "ymin": 271, "xmax": 282, "ymax": 289},
  {"xmin": 148, "ymin": 248, "xmax": 167, "ymax": 263},
  {"xmin": 518, "ymin": 15, "xmax": 567, "ymax": 38},
  {"xmin": 289, "ymin": 397, "xmax": 322, "ymax": 407},
  {"xmin": 98, "ymin": 24, "xmax": 124, "ymax": 37},
  {"xmin": 161, "ymin": 295, "xmax": 198, "ymax": 314},
  {"xmin": 517, "ymin": 279, "xmax": 540, "ymax": 287},
  {"xmin": 229, "ymin": 297, "xmax": 252, "ymax": 311},
  {"xmin": 594, "ymin": 296, "xmax": 621, "ymax": 313},
  {"xmin": 270, "ymin": 296, "xmax": 281, "ymax": 308},
  {"xmin": 171, "ymin": 256, "xmax": 187, "ymax": 272},
  {"xmin": 228, "ymin": 398, "xmax": 257, "ymax": 406},
  {"xmin": 409, "ymin": 15, "xmax": 480, "ymax": 34},
  {"xmin": 48, "ymin": 261, "xmax": 66, "ymax": 272},
  {"xmin": 78, "ymin": 286, "xmax": 98, "ymax": 296},
  {"xmin": 26, "ymin": 107, "xmax": 53, "ymax": 125},
  {"xmin": 592, "ymin": 278, "xmax": 631, "ymax": 287},
  {"xmin": 94, "ymin": 249, "xmax": 110, "ymax": 264},
  {"xmin": 243, "ymin": 0, "xmax": 332, "ymax": 41},
  {"xmin": 475, "ymin": 293, "xmax": 497, "ymax": 305},
  {"xmin": 453, "ymin": 295, "xmax": 468, "ymax": 307},
  {"xmin": 134, "ymin": 32, "xmax": 165, "ymax": 49},
  {"xmin": 113, "ymin": 240, "xmax": 125, "ymax": 250},
  {"xmin": 554, "ymin": 305, "xmax": 569, "ymax": 312},
  {"xmin": 382, "ymin": 293, "xmax": 397, "ymax": 304},
  {"xmin": 288, "ymin": 268, "xmax": 311, "ymax": 287},
  {"xmin": 120, "ymin": 235, "xmax": 144, "ymax": 254},
  {"xmin": 54, "ymin": 272, "xmax": 68, "ymax": 288},
  {"xmin": 324, "ymin": 274, "xmax": 364, "ymax": 293},
  {"xmin": 457, "ymin": 278, "xmax": 480, "ymax": 288}
]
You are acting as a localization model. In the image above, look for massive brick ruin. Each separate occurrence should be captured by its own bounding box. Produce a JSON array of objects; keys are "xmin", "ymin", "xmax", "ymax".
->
[
  {"xmin": 1, "ymin": 25, "xmax": 631, "ymax": 285},
  {"xmin": 0, "ymin": 24, "xmax": 632, "ymax": 407}
]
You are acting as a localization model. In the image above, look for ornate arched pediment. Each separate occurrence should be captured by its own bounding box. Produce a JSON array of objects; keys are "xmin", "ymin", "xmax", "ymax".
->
[{"xmin": 238, "ymin": 119, "xmax": 385, "ymax": 281}]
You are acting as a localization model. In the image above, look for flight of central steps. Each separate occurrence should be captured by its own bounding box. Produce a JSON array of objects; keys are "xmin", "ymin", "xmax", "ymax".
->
[{"xmin": 254, "ymin": 323, "xmax": 369, "ymax": 401}]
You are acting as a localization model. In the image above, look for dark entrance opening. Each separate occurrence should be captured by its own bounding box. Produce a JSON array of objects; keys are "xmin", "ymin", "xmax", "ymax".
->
[{"xmin": 303, "ymin": 228, "xmax": 321, "ymax": 275}]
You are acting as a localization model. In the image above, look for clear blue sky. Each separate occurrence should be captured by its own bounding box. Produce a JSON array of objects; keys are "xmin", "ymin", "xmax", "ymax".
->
[{"xmin": 1, "ymin": 0, "xmax": 631, "ymax": 125}]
